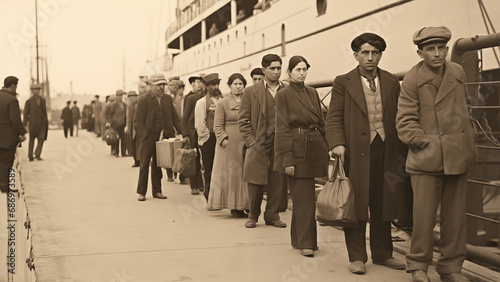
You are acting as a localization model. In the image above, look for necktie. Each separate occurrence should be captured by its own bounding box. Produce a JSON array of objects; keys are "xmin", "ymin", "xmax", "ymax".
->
[{"xmin": 359, "ymin": 69, "xmax": 377, "ymax": 92}]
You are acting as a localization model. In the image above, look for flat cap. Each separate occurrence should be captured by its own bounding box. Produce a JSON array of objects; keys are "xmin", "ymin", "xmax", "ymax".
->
[
  {"xmin": 188, "ymin": 75, "xmax": 203, "ymax": 84},
  {"xmin": 250, "ymin": 68, "xmax": 264, "ymax": 77},
  {"xmin": 108, "ymin": 95, "xmax": 116, "ymax": 101},
  {"xmin": 116, "ymin": 89, "xmax": 125, "ymax": 95},
  {"xmin": 176, "ymin": 80, "xmax": 185, "ymax": 87},
  {"xmin": 30, "ymin": 84, "xmax": 42, "ymax": 89},
  {"xmin": 202, "ymin": 73, "xmax": 221, "ymax": 85},
  {"xmin": 168, "ymin": 76, "xmax": 180, "ymax": 82},
  {"xmin": 351, "ymin": 32, "xmax": 386, "ymax": 52},
  {"xmin": 149, "ymin": 73, "xmax": 167, "ymax": 85},
  {"xmin": 127, "ymin": 91, "xmax": 138, "ymax": 96},
  {"xmin": 413, "ymin": 26, "xmax": 451, "ymax": 46}
]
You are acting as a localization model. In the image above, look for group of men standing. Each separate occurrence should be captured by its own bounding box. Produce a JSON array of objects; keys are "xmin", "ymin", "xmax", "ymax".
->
[{"xmin": 60, "ymin": 100, "xmax": 81, "ymax": 138}]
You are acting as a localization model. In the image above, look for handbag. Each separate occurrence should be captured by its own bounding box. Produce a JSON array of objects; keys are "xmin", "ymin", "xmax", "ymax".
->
[
  {"xmin": 172, "ymin": 144, "xmax": 197, "ymax": 176},
  {"xmin": 103, "ymin": 127, "xmax": 118, "ymax": 145},
  {"xmin": 316, "ymin": 158, "xmax": 357, "ymax": 228}
]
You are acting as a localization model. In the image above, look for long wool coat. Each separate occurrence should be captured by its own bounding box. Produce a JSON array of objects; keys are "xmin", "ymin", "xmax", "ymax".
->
[
  {"xmin": 24, "ymin": 96, "xmax": 48, "ymax": 140},
  {"xmin": 325, "ymin": 67, "xmax": 410, "ymax": 221}
]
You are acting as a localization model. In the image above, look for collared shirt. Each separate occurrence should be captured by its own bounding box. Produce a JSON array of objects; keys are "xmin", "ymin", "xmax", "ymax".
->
[
  {"xmin": 194, "ymin": 95, "xmax": 220, "ymax": 146},
  {"xmin": 264, "ymin": 80, "xmax": 283, "ymax": 98},
  {"xmin": 360, "ymin": 75, "xmax": 379, "ymax": 92}
]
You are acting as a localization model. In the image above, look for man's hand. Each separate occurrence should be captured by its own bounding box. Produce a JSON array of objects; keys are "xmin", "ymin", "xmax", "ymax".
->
[
  {"xmin": 182, "ymin": 136, "xmax": 190, "ymax": 147},
  {"xmin": 124, "ymin": 126, "xmax": 129, "ymax": 134},
  {"xmin": 285, "ymin": 165, "xmax": 295, "ymax": 177},
  {"xmin": 19, "ymin": 135, "xmax": 26, "ymax": 142},
  {"xmin": 330, "ymin": 145, "xmax": 346, "ymax": 164},
  {"xmin": 105, "ymin": 122, "xmax": 111, "ymax": 128},
  {"xmin": 221, "ymin": 138, "xmax": 229, "ymax": 149}
]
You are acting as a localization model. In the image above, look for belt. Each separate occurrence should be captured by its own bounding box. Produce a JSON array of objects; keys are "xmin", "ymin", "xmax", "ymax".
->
[{"xmin": 292, "ymin": 125, "xmax": 318, "ymax": 135}]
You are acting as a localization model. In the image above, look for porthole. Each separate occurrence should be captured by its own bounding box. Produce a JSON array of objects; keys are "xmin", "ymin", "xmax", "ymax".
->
[{"xmin": 317, "ymin": 0, "xmax": 327, "ymax": 16}]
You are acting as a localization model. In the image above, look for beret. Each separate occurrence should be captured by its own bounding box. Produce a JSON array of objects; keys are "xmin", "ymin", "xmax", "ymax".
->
[
  {"xmin": 413, "ymin": 26, "xmax": 451, "ymax": 46},
  {"xmin": 351, "ymin": 32, "xmax": 386, "ymax": 52}
]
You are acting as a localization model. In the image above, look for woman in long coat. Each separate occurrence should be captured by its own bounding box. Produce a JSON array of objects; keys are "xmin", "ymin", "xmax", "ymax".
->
[
  {"xmin": 274, "ymin": 56, "xmax": 329, "ymax": 257},
  {"xmin": 208, "ymin": 73, "xmax": 250, "ymax": 217}
]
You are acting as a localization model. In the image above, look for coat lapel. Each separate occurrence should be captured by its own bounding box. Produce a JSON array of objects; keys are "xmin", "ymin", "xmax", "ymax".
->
[
  {"xmin": 253, "ymin": 81, "xmax": 267, "ymax": 117},
  {"xmin": 345, "ymin": 68, "xmax": 368, "ymax": 117},
  {"xmin": 435, "ymin": 62, "xmax": 460, "ymax": 105},
  {"xmin": 292, "ymin": 83, "xmax": 320, "ymax": 119},
  {"xmin": 378, "ymin": 70, "xmax": 392, "ymax": 112}
]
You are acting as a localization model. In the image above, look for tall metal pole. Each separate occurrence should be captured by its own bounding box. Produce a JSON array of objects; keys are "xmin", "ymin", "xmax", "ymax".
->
[{"xmin": 35, "ymin": 0, "xmax": 40, "ymax": 84}]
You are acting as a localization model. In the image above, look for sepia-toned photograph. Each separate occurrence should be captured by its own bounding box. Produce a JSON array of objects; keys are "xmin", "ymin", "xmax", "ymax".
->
[{"xmin": 1, "ymin": 0, "xmax": 500, "ymax": 281}]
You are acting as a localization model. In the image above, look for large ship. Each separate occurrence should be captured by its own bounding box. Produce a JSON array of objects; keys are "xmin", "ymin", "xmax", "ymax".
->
[{"xmin": 141, "ymin": 0, "xmax": 500, "ymax": 94}]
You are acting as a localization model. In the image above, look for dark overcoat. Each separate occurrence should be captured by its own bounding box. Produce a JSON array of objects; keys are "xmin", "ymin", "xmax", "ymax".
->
[
  {"xmin": 106, "ymin": 101, "xmax": 127, "ymax": 131},
  {"xmin": 134, "ymin": 91, "xmax": 182, "ymax": 139},
  {"xmin": 325, "ymin": 67, "xmax": 409, "ymax": 221},
  {"xmin": 238, "ymin": 80, "xmax": 283, "ymax": 185},
  {"xmin": 24, "ymin": 96, "xmax": 48, "ymax": 140},
  {"xmin": 61, "ymin": 106, "xmax": 73, "ymax": 126},
  {"xmin": 0, "ymin": 89, "xmax": 27, "ymax": 149},
  {"xmin": 126, "ymin": 101, "xmax": 138, "ymax": 138},
  {"xmin": 182, "ymin": 91, "xmax": 203, "ymax": 147},
  {"xmin": 273, "ymin": 81, "xmax": 328, "ymax": 178}
]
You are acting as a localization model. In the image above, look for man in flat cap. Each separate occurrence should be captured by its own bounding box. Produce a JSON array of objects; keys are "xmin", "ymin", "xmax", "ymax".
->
[
  {"xmin": 134, "ymin": 73, "xmax": 183, "ymax": 201},
  {"xmin": 182, "ymin": 75, "xmax": 205, "ymax": 195},
  {"xmin": 125, "ymin": 91, "xmax": 140, "ymax": 167},
  {"xmin": 0, "ymin": 76, "xmax": 26, "ymax": 193},
  {"xmin": 24, "ymin": 84, "xmax": 49, "ymax": 160},
  {"xmin": 106, "ymin": 90, "xmax": 127, "ymax": 157},
  {"xmin": 250, "ymin": 67, "xmax": 265, "ymax": 85},
  {"xmin": 238, "ymin": 54, "xmax": 288, "ymax": 228},
  {"xmin": 325, "ymin": 33, "xmax": 409, "ymax": 274},
  {"xmin": 61, "ymin": 101, "xmax": 74, "ymax": 138},
  {"xmin": 194, "ymin": 73, "xmax": 222, "ymax": 201},
  {"xmin": 396, "ymin": 26, "xmax": 477, "ymax": 282}
]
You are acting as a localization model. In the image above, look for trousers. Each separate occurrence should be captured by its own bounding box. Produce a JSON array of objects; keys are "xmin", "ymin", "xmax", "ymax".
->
[
  {"xmin": 136, "ymin": 134, "xmax": 163, "ymax": 195},
  {"xmin": 199, "ymin": 132, "xmax": 216, "ymax": 200},
  {"xmin": 288, "ymin": 177, "xmax": 317, "ymax": 250},
  {"xmin": 29, "ymin": 125, "xmax": 46, "ymax": 159}
]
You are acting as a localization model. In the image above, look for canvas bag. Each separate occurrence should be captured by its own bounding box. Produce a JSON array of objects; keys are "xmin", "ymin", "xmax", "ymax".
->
[
  {"xmin": 103, "ymin": 127, "xmax": 118, "ymax": 145},
  {"xmin": 316, "ymin": 158, "xmax": 357, "ymax": 228},
  {"xmin": 172, "ymin": 145, "xmax": 197, "ymax": 176}
]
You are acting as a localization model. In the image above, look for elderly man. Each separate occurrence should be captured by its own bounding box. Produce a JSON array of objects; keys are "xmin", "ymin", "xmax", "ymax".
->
[
  {"xmin": 325, "ymin": 33, "xmax": 409, "ymax": 274},
  {"xmin": 24, "ymin": 84, "xmax": 49, "ymax": 160},
  {"xmin": 396, "ymin": 26, "xmax": 477, "ymax": 282},
  {"xmin": 125, "ymin": 91, "xmax": 139, "ymax": 167},
  {"xmin": 134, "ymin": 73, "xmax": 183, "ymax": 201},
  {"xmin": 182, "ymin": 75, "xmax": 205, "ymax": 195},
  {"xmin": 106, "ymin": 90, "xmax": 127, "ymax": 157},
  {"xmin": 0, "ymin": 76, "xmax": 26, "ymax": 193}
]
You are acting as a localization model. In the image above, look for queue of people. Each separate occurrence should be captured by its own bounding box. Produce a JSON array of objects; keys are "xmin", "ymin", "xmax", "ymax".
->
[{"xmin": 0, "ymin": 25, "xmax": 477, "ymax": 282}]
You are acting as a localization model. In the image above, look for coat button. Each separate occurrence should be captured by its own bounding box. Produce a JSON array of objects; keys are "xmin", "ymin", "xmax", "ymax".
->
[
  {"xmin": 361, "ymin": 153, "xmax": 365, "ymax": 157},
  {"xmin": 362, "ymin": 133, "xmax": 366, "ymax": 137}
]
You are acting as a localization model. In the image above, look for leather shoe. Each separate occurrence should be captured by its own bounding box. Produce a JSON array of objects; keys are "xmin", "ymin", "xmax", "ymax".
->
[
  {"xmin": 350, "ymin": 261, "xmax": 366, "ymax": 274},
  {"xmin": 167, "ymin": 177, "xmax": 174, "ymax": 182},
  {"xmin": 138, "ymin": 194, "xmax": 146, "ymax": 201},
  {"xmin": 153, "ymin": 193, "xmax": 167, "ymax": 199},
  {"xmin": 439, "ymin": 272, "xmax": 470, "ymax": 282},
  {"xmin": 373, "ymin": 257, "xmax": 406, "ymax": 270},
  {"xmin": 245, "ymin": 219, "xmax": 257, "ymax": 228},
  {"xmin": 35, "ymin": 156, "xmax": 43, "ymax": 161},
  {"xmin": 131, "ymin": 163, "xmax": 140, "ymax": 167},
  {"xmin": 191, "ymin": 188, "xmax": 200, "ymax": 195},
  {"xmin": 265, "ymin": 219, "xmax": 287, "ymax": 228},
  {"xmin": 198, "ymin": 187, "xmax": 204, "ymax": 192},
  {"xmin": 412, "ymin": 270, "xmax": 430, "ymax": 282},
  {"xmin": 300, "ymin": 249, "xmax": 314, "ymax": 257},
  {"xmin": 292, "ymin": 245, "xmax": 319, "ymax": 251}
]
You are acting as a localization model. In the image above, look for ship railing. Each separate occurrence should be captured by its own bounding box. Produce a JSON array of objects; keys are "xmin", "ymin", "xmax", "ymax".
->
[{"xmin": 307, "ymin": 32, "xmax": 500, "ymax": 272}]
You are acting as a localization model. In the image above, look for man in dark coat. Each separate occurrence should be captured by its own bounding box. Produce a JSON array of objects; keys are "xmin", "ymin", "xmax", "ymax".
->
[
  {"xmin": 134, "ymin": 73, "xmax": 183, "ymax": 201},
  {"xmin": 71, "ymin": 101, "xmax": 81, "ymax": 137},
  {"xmin": 182, "ymin": 75, "xmax": 205, "ymax": 195},
  {"xmin": 92, "ymin": 95, "xmax": 103, "ymax": 137},
  {"xmin": 125, "ymin": 91, "xmax": 139, "ymax": 167},
  {"xmin": 325, "ymin": 33, "xmax": 409, "ymax": 274},
  {"xmin": 24, "ymin": 84, "xmax": 49, "ymax": 160},
  {"xmin": 106, "ymin": 90, "xmax": 127, "ymax": 157},
  {"xmin": 238, "ymin": 53, "xmax": 288, "ymax": 228},
  {"xmin": 61, "ymin": 101, "xmax": 73, "ymax": 138},
  {"xmin": 0, "ymin": 76, "xmax": 27, "ymax": 193}
]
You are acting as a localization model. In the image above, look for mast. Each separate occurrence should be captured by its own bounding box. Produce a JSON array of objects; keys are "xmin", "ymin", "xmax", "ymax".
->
[
  {"xmin": 44, "ymin": 46, "xmax": 51, "ymax": 111},
  {"xmin": 123, "ymin": 52, "xmax": 126, "ymax": 90},
  {"xmin": 35, "ymin": 0, "xmax": 40, "ymax": 84}
]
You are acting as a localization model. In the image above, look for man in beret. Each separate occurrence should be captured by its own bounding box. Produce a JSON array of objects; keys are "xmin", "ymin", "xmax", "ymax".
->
[
  {"xmin": 0, "ymin": 76, "xmax": 27, "ymax": 193},
  {"xmin": 325, "ymin": 33, "xmax": 409, "ymax": 274},
  {"xmin": 134, "ymin": 73, "xmax": 183, "ymax": 201},
  {"xmin": 61, "ymin": 101, "xmax": 74, "ymax": 138},
  {"xmin": 182, "ymin": 75, "xmax": 206, "ymax": 195},
  {"xmin": 396, "ymin": 26, "xmax": 477, "ymax": 282},
  {"xmin": 106, "ymin": 90, "xmax": 127, "ymax": 157},
  {"xmin": 24, "ymin": 84, "xmax": 49, "ymax": 160},
  {"xmin": 125, "ymin": 91, "xmax": 139, "ymax": 167},
  {"xmin": 250, "ymin": 67, "xmax": 264, "ymax": 85}
]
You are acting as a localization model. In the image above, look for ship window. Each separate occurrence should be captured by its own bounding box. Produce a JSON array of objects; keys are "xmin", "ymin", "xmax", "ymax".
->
[
  {"xmin": 244, "ymin": 26, "xmax": 247, "ymax": 35},
  {"xmin": 227, "ymin": 34, "xmax": 230, "ymax": 42},
  {"xmin": 262, "ymin": 33, "xmax": 265, "ymax": 49},
  {"xmin": 208, "ymin": 44, "xmax": 210, "ymax": 51},
  {"xmin": 317, "ymin": 0, "xmax": 327, "ymax": 16},
  {"xmin": 236, "ymin": 30, "xmax": 238, "ymax": 39},
  {"xmin": 281, "ymin": 24, "xmax": 286, "ymax": 57},
  {"xmin": 220, "ymin": 38, "xmax": 223, "ymax": 46},
  {"xmin": 214, "ymin": 41, "xmax": 216, "ymax": 48},
  {"xmin": 243, "ymin": 41, "xmax": 246, "ymax": 56}
]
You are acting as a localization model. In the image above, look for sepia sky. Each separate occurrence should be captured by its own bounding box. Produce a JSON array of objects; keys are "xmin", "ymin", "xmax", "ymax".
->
[{"xmin": 0, "ymin": 0, "xmax": 176, "ymax": 99}]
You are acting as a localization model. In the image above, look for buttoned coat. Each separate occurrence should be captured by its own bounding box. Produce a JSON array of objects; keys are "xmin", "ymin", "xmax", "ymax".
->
[
  {"xmin": 273, "ymin": 81, "xmax": 329, "ymax": 178},
  {"xmin": 396, "ymin": 61, "xmax": 477, "ymax": 175},
  {"xmin": 126, "ymin": 100, "xmax": 138, "ymax": 138},
  {"xmin": 134, "ymin": 92, "xmax": 182, "ymax": 139},
  {"xmin": 24, "ymin": 95, "xmax": 48, "ymax": 140},
  {"xmin": 0, "ymin": 89, "xmax": 27, "ymax": 149},
  {"xmin": 325, "ymin": 67, "xmax": 409, "ymax": 221},
  {"xmin": 238, "ymin": 81, "xmax": 283, "ymax": 185},
  {"xmin": 106, "ymin": 100, "xmax": 127, "ymax": 131}
]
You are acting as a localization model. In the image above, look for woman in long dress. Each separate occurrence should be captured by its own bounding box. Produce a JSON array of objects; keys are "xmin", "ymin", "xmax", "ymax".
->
[{"xmin": 208, "ymin": 73, "xmax": 249, "ymax": 217}]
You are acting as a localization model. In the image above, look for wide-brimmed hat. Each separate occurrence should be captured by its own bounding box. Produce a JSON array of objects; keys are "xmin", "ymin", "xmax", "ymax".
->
[
  {"xmin": 116, "ymin": 89, "xmax": 125, "ymax": 96},
  {"xmin": 202, "ymin": 73, "xmax": 221, "ymax": 85},
  {"xmin": 149, "ymin": 73, "xmax": 167, "ymax": 85},
  {"xmin": 188, "ymin": 75, "xmax": 203, "ymax": 84},
  {"xmin": 127, "ymin": 91, "xmax": 138, "ymax": 97},
  {"xmin": 176, "ymin": 80, "xmax": 185, "ymax": 88},
  {"xmin": 30, "ymin": 84, "xmax": 42, "ymax": 90},
  {"xmin": 413, "ymin": 26, "xmax": 451, "ymax": 47}
]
